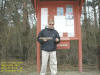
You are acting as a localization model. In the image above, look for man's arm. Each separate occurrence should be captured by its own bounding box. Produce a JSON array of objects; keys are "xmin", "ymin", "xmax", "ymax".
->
[
  {"xmin": 37, "ymin": 31, "xmax": 45, "ymax": 44},
  {"xmin": 55, "ymin": 31, "xmax": 60, "ymax": 44},
  {"xmin": 37, "ymin": 30, "xmax": 51, "ymax": 44}
]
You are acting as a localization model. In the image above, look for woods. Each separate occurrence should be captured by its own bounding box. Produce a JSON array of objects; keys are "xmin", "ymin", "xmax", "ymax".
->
[
  {"xmin": 82, "ymin": 0, "xmax": 99, "ymax": 64},
  {"xmin": 0, "ymin": 0, "xmax": 99, "ymax": 71},
  {"xmin": 0, "ymin": 0, "xmax": 36, "ymax": 62}
]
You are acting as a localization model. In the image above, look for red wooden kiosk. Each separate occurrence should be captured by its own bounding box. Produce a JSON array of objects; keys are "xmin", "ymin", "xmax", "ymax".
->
[{"xmin": 31, "ymin": 0, "xmax": 84, "ymax": 72}]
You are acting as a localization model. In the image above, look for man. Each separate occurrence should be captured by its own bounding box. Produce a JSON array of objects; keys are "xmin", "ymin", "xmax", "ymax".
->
[{"xmin": 37, "ymin": 19, "xmax": 60, "ymax": 75}]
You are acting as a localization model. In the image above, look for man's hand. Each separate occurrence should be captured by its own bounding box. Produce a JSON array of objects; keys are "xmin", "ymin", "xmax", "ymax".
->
[
  {"xmin": 43, "ymin": 39, "xmax": 48, "ymax": 42},
  {"xmin": 56, "ymin": 38, "xmax": 59, "ymax": 42},
  {"xmin": 39, "ymin": 37, "xmax": 52, "ymax": 42}
]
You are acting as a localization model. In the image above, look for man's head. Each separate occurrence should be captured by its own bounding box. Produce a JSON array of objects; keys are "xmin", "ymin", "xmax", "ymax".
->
[{"xmin": 48, "ymin": 19, "xmax": 54, "ymax": 29}]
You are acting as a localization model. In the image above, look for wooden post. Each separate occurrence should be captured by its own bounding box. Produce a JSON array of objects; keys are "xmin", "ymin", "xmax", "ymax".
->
[
  {"xmin": 77, "ymin": 4, "xmax": 83, "ymax": 72},
  {"xmin": 78, "ymin": 39, "xmax": 83, "ymax": 72},
  {"xmin": 36, "ymin": 6, "xmax": 41, "ymax": 73}
]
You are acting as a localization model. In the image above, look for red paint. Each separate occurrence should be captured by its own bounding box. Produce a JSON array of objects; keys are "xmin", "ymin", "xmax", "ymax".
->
[{"xmin": 57, "ymin": 33, "xmax": 70, "ymax": 49}]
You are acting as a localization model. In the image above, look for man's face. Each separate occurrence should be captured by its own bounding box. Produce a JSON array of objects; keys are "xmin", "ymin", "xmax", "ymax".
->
[{"xmin": 48, "ymin": 22, "xmax": 54, "ymax": 29}]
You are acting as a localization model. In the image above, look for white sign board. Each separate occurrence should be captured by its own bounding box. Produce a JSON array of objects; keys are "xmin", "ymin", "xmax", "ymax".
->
[
  {"xmin": 41, "ymin": 8, "xmax": 48, "ymax": 30},
  {"xmin": 54, "ymin": 16, "xmax": 66, "ymax": 37},
  {"xmin": 54, "ymin": 5, "xmax": 75, "ymax": 37},
  {"xmin": 54, "ymin": 16, "xmax": 75, "ymax": 37}
]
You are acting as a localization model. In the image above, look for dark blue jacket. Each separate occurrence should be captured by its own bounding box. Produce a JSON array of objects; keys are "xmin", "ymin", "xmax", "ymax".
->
[{"xmin": 37, "ymin": 28, "xmax": 60, "ymax": 51}]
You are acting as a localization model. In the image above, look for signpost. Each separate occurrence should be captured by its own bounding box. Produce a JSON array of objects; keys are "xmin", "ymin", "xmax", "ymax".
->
[{"xmin": 31, "ymin": 0, "xmax": 84, "ymax": 72}]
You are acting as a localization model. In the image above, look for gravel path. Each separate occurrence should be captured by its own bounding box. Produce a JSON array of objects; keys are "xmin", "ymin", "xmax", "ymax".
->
[{"xmin": 0, "ymin": 71, "xmax": 100, "ymax": 75}]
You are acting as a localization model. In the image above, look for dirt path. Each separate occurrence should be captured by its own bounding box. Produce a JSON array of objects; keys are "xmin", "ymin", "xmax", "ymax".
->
[{"xmin": 0, "ymin": 71, "xmax": 100, "ymax": 75}]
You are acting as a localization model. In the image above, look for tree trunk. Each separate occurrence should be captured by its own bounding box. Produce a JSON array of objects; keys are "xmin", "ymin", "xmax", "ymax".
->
[
  {"xmin": 22, "ymin": 0, "xmax": 30, "ymax": 61},
  {"xmin": 92, "ymin": 0, "xmax": 98, "ymax": 27},
  {"xmin": 83, "ymin": 0, "xmax": 88, "ymax": 22}
]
